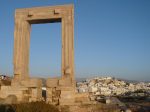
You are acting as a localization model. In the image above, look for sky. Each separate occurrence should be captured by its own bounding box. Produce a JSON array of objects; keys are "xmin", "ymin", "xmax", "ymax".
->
[{"xmin": 0, "ymin": 0, "xmax": 150, "ymax": 81}]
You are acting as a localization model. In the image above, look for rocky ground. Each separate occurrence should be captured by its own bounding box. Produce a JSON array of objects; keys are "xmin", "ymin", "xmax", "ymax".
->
[
  {"xmin": 0, "ymin": 76, "xmax": 150, "ymax": 112},
  {"xmin": 76, "ymin": 77, "xmax": 150, "ymax": 112}
]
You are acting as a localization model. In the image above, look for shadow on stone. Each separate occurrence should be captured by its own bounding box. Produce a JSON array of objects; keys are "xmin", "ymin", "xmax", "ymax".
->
[
  {"xmin": 42, "ymin": 90, "xmax": 46, "ymax": 101},
  {"xmin": 4, "ymin": 95, "xmax": 17, "ymax": 104}
]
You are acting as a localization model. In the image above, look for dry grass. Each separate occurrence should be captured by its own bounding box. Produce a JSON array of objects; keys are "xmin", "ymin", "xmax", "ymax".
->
[
  {"xmin": 12, "ymin": 101, "xmax": 60, "ymax": 112},
  {"xmin": 67, "ymin": 103, "xmax": 120, "ymax": 112},
  {"xmin": 0, "ymin": 102, "xmax": 123, "ymax": 112},
  {"xmin": 0, "ymin": 101, "xmax": 61, "ymax": 112}
]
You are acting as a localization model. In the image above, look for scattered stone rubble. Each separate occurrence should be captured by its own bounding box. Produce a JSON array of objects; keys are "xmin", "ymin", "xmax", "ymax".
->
[
  {"xmin": 0, "ymin": 75, "xmax": 11, "ymax": 80},
  {"xmin": 0, "ymin": 75, "xmax": 11, "ymax": 86},
  {"xmin": 76, "ymin": 77, "xmax": 150, "ymax": 100}
]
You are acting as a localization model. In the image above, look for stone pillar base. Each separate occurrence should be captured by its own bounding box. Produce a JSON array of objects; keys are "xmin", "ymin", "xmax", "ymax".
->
[{"xmin": 0, "ymin": 78, "xmax": 42, "ymax": 103}]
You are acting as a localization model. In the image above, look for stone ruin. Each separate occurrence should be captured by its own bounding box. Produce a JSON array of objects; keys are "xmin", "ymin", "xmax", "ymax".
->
[{"xmin": 0, "ymin": 4, "xmax": 90, "ymax": 105}]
